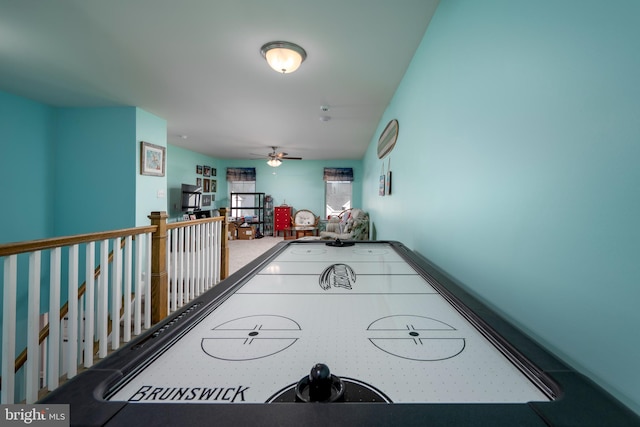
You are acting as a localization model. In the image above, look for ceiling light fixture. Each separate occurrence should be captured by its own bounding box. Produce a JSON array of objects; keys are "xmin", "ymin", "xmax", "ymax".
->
[
  {"xmin": 260, "ymin": 41, "xmax": 307, "ymax": 74},
  {"xmin": 267, "ymin": 158, "xmax": 282, "ymax": 167}
]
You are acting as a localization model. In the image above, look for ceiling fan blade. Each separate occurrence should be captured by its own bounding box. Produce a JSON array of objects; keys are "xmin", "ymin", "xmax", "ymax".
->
[{"xmin": 281, "ymin": 156, "xmax": 302, "ymax": 160}]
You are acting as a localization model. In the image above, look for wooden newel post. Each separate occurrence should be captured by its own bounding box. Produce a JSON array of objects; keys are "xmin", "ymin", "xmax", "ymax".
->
[
  {"xmin": 149, "ymin": 211, "xmax": 168, "ymax": 324},
  {"xmin": 219, "ymin": 207, "xmax": 230, "ymax": 280}
]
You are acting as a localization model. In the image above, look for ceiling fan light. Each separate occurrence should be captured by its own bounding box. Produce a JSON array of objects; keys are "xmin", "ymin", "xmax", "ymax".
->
[
  {"xmin": 261, "ymin": 41, "xmax": 306, "ymax": 74},
  {"xmin": 267, "ymin": 158, "xmax": 282, "ymax": 167}
]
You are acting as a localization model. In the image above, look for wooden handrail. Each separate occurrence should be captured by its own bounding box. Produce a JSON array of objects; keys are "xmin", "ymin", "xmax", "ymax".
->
[
  {"xmin": 0, "ymin": 226, "xmax": 156, "ymax": 257},
  {"xmin": 166, "ymin": 216, "xmax": 224, "ymax": 230}
]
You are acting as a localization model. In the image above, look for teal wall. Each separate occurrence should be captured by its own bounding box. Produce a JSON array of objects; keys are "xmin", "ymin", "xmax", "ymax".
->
[
  {"xmin": 166, "ymin": 149, "xmax": 362, "ymax": 222},
  {"xmin": 54, "ymin": 107, "xmax": 137, "ymax": 235},
  {"xmin": 167, "ymin": 144, "xmax": 225, "ymax": 221},
  {"xmin": 224, "ymin": 159, "xmax": 363, "ymax": 217},
  {"xmin": 0, "ymin": 91, "xmax": 55, "ymax": 371},
  {"xmin": 0, "ymin": 93, "xmax": 167, "ymax": 380},
  {"xmin": 363, "ymin": 0, "xmax": 640, "ymax": 413},
  {"xmin": 135, "ymin": 108, "xmax": 168, "ymax": 226},
  {"xmin": 0, "ymin": 91, "xmax": 54, "ymax": 243}
]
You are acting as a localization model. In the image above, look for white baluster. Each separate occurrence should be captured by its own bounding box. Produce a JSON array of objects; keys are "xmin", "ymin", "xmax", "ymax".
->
[
  {"xmin": 196, "ymin": 223, "xmax": 202, "ymax": 296},
  {"xmin": 111, "ymin": 237, "xmax": 122, "ymax": 350},
  {"xmin": 123, "ymin": 236, "xmax": 132, "ymax": 342},
  {"xmin": 134, "ymin": 234, "xmax": 143, "ymax": 335},
  {"xmin": 25, "ymin": 251, "xmax": 41, "ymax": 403},
  {"xmin": 84, "ymin": 242, "xmax": 95, "ymax": 368},
  {"xmin": 98, "ymin": 240, "xmax": 109, "ymax": 358},
  {"xmin": 67, "ymin": 244, "xmax": 79, "ymax": 378},
  {"xmin": 2, "ymin": 255, "xmax": 18, "ymax": 403},
  {"xmin": 144, "ymin": 232, "xmax": 151, "ymax": 329},
  {"xmin": 178, "ymin": 227, "xmax": 185, "ymax": 307},
  {"xmin": 170, "ymin": 229, "xmax": 177, "ymax": 312},
  {"xmin": 48, "ymin": 247, "xmax": 61, "ymax": 390}
]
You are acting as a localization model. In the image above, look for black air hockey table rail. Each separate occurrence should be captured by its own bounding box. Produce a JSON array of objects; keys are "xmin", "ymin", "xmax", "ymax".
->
[{"xmin": 40, "ymin": 241, "xmax": 640, "ymax": 427}]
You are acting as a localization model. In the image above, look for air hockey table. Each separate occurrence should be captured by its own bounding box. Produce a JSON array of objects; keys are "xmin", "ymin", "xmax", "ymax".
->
[{"xmin": 41, "ymin": 240, "xmax": 640, "ymax": 426}]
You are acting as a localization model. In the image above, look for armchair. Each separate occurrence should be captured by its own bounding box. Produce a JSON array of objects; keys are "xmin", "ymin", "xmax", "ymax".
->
[
  {"xmin": 285, "ymin": 209, "xmax": 320, "ymax": 239},
  {"xmin": 320, "ymin": 208, "xmax": 369, "ymax": 240},
  {"xmin": 291, "ymin": 209, "xmax": 319, "ymax": 227}
]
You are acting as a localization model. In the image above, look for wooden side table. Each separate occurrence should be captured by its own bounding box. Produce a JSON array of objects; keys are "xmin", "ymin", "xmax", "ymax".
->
[{"xmin": 284, "ymin": 226, "xmax": 318, "ymax": 240}]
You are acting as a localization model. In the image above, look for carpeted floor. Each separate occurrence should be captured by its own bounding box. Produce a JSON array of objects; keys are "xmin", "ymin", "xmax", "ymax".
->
[{"xmin": 227, "ymin": 236, "xmax": 284, "ymax": 274}]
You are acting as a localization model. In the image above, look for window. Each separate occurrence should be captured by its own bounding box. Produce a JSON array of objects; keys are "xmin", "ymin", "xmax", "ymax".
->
[
  {"xmin": 229, "ymin": 181, "xmax": 256, "ymax": 218},
  {"xmin": 227, "ymin": 168, "xmax": 257, "ymax": 218},
  {"xmin": 323, "ymin": 167, "xmax": 353, "ymax": 218},
  {"xmin": 325, "ymin": 181, "xmax": 352, "ymax": 218}
]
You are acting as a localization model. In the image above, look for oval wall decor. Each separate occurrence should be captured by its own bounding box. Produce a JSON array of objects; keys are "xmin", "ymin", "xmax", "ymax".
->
[{"xmin": 377, "ymin": 119, "xmax": 399, "ymax": 159}]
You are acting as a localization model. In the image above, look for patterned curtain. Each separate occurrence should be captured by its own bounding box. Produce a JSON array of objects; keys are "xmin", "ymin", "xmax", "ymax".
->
[
  {"xmin": 323, "ymin": 167, "xmax": 354, "ymax": 182},
  {"xmin": 226, "ymin": 167, "xmax": 256, "ymax": 181}
]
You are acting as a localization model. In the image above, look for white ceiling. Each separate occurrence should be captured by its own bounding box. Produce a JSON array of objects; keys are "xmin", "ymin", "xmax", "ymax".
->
[{"xmin": 0, "ymin": 0, "xmax": 439, "ymax": 160}]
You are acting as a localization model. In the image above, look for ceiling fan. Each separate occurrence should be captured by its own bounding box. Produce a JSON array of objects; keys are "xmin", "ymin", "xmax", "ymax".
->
[{"xmin": 255, "ymin": 146, "xmax": 302, "ymax": 167}]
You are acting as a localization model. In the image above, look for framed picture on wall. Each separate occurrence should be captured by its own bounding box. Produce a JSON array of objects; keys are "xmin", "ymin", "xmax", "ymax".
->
[
  {"xmin": 203, "ymin": 179, "xmax": 210, "ymax": 192},
  {"xmin": 203, "ymin": 166, "xmax": 211, "ymax": 177},
  {"xmin": 196, "ymin": 165, "xmax": 203, "ymax": 174},
  {"xmin": 211, "ymin": 167, "xmax": 217, "ymax": 177},
  {"xmin": 202, "ymin": 195, "xmax": 212, "ymax": 206},
  {"xmin": 140, "ymin": 141, "xmax": 165, "ymax": 176},
  {"xmin": 211, "ymin": 179, "xmax": 217, "ymax": 193},
  {"xmin": 196, "ymin": 178, "xmax": 202, "ymax": 187}
]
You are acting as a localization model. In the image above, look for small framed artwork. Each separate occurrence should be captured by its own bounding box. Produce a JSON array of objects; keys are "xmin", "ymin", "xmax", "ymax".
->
[
  {"xmin": 140, "ymin": 141, "xmax": 165, "ymax": 176},
  {"xmin": 378, "ymin": 163, "xmax": 386, "ymax": 196},
  {"xmin": 202, "ymin": 194, "xmax": 212, "ymax": 206},
  {"xmin": 211, "ymin": 194, "xmax": 216, "ymax": 201},
  {"xmin": 196, "ymin": 178, "xmax": 202, "ymax": 187},
  {"xmin": 211, "ymin": 167, "xmax": 217, "ymax": 177},
  {"xmin": 203, "ymin": 179, "xmax": 210, "ymax": 193},
  {"xmin": 211, "ymin": 179, "xmax": 217, "ymax": 193},
  {"xmin": 386, "ymin": 171, "xmax": 392, "ymax": 195},
  {"xmin": 385, "ymin": 158, "xmax": 392, "ymax": 195},
  {"xmin": 196, "ymin": 165, "xmax": 203, "ymax": 175},
  {"xmin": 203, "ymin": 166, "xmax": 211, "ymax": 177},
  {"xmin": 189, "ymin": 214, "xmax": 196, "ymax": 220}
]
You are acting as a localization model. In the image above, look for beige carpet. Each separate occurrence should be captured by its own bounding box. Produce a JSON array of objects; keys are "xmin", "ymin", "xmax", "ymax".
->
[{"xmin": 227, "ymin": 236, "xmax": 284, "ymax": 274}]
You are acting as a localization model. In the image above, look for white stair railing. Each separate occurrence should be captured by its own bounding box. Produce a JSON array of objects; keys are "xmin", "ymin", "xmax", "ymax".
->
[
  {"xmin": 166, "ymin": 219, "xmax": 222, "ymax": 314},
  {"xmin": 0, "ymin": 215, "xmax": 226, "ymax": 404}
]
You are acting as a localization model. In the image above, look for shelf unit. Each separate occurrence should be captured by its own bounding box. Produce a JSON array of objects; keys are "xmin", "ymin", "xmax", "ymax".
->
[
  {"xmin": 264, "ymin": 195, "xmax": 274, "ymax": 236},
  {"xmin": 230, "ymin": 192, "xmax": 265, "ymax": 234}
]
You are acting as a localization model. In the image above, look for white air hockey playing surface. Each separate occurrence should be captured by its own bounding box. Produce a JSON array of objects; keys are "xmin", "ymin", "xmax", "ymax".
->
[{"xmin": 107, "ymin": 242, "xmax": 550, "ymax": 404}]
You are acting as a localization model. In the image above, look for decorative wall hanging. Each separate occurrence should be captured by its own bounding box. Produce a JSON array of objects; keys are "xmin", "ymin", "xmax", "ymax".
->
[
  {"xmin": 377, "ymin": 119, "xmax": 399, "ymax": 159},
  {"xmin": 140, "ymin": 141, "xmax": 165, "ymax": 176},
  {"xmin": 386, "ymin": 158, "xmax": 392, "ymax": 195},
  {"xmin": 379, "ymin": 162, "xmax": 386, "ymax": 196}
]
